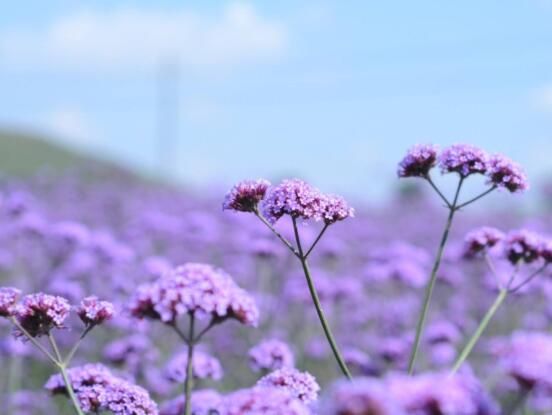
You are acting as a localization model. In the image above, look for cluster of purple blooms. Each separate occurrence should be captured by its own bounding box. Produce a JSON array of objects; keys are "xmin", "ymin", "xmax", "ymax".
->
[{"xmin": 1, "ymin": 143, "xmax": 552, "ymax": 414}]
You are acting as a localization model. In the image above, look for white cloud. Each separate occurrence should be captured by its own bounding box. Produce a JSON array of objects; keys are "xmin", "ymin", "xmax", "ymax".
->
[
  {"xmin": 43, "ymin": 108, "xmax": 97, "ymax": 148},
  {"xmin": 0, "ymin": 3, "xmax": 287, "ymax": 70}
]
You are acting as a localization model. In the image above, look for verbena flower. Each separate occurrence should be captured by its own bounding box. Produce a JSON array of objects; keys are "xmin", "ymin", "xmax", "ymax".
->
[
  {"xmin": 223, "ymin": 179, "xmax": 271, "ymax": 213},
  {"xmin": 45, "ymin": 363, "xmax": 158, "ymax": 415},
  {"xmin": 261, "ymin": 179, "xmax": 353, "ymax": 224},
  {"xmin": 439, "ymin": 144, "xmax": 489, "ymax": 177},
  {"xmin": 129, "ymin": 263, "xmax": 259, "ymax": 326},
  {"xmin": 463, "ymin": 227, "xmax": 504, "ymax": 258},
  {"xmin": 256, "ymin": 367, "xmax": 320, "ymax": 404},
  {"xmin": 486, "ymin": 154, "xmax": 529, "ymax": 193},
  {"xmin": 0, "ymin": 287, "xmax": 21, "ymax": 317},
  {"xmin": 397, "ymin": 144, "xmax": 439, "ymax": 178},
  {"xmin": 222, "ymin": 387, "xmax": 309, "ymax": 415},
  {"xmin": 248, "ymin": 339, "xmax": 295, "ymax": 372},
  {"xmin": 503, "ymin": 230, "xmax": 543, "ymax": 265},
  {"xmin": 76, "ymin": 296, "xmax": 115, "ymax": 328},
  {"xmin": 15, "ymin": 293, "xmax": 71, "ymax": 338},
  {"xmin": 166, "ymin": 349, "xmax": 223, "ymax": 382},
  {"xmin": 160, "ymin": 389, "xmax": 222, "ymax": 415}
]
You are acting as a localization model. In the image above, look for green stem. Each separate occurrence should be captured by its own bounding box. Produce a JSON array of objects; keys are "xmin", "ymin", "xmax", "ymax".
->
[
  {"xmin": 184, "ymin": 314, "xmax": 195, "ymax": 415},
  {"xmin": 48, "ymin": 334, "xmax": 84, "ymax": 415},
  {"xmin": 292, "ymin": 217, "xmax": 352, "ymax": 380},
  {"xmin": 9, "ymin": 317, "xmax": 57, "ymax": 364},
  {"xmin": 451, "ymin": 289, "xmax": 508, "ymax": 373},
  {"xmin": 407, "ymin": 178, "xmax": 463, "ymax": 374}
]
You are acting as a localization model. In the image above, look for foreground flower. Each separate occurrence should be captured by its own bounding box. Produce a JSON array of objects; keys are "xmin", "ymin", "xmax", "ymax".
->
[
  {"xmin": 439, "ymin": 143, "xmax": 489, "ymax": 177},
  {"xmin": 45, "ymin": 363, "xmax": 158, "ymax": 415},
  {"xmin": 223, "ymin": 179, "xmax": 271, "ymax": 213},
  {"xmin": 256, "ymin": 368, "xmax": 320, "ymax": 404},
  {"xmin": 15, "ymin": 293, "xmax": 71, "ymax": 337},
  {"xmin": 397, "ymin": 144, "xmax": 439, "ymax": 178},
  {"xmin": 486, "ymin": 154, "xmax": 529, "ymax": 193},
  {"xmin": 0, "ymin": 287, "xmax": 21, "ymax": 317},
  {"xmin": 76, "ymin": 296, "xmax": 115, "ymax": 328},
  {"xmin": 503, "ymin": 230, "xmax": 543, "ymax": 265},
  {"xmin": 249, "ymin": 339, "xmax": 295, "ymax": 372}
]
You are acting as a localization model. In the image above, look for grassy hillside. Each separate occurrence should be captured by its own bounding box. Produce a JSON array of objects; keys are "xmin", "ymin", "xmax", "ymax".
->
[{"xmin": 0, "ymin": 129, "xmax": 124, "ymax": 176}]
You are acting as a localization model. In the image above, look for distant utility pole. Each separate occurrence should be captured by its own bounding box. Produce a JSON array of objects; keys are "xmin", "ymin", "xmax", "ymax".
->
[{"xmin": 156, "ymin": 59, "xmax": 180, "ymax": 180}]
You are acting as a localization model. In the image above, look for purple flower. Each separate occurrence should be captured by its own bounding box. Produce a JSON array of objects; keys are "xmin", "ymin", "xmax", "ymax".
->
[
  {"xmin": 222, "ymin": 387, "xmax": 309, "ymax": 415},
  {"xmin": 486, "ymin": 154, "xmax": 529, "ymax": 193},
  {"xmin": 129, "ymin": 263, "xmax": 259, "ymax": 326},
  {"xmin": 494, "ymin": 331, "xmax": 552, "ymax": 390},
  {"xmin": 248, "ymin": 339, "xmax": 295, "ymax": 372},
  {"xmin": 160, "ymin": 389, "xmax": 222, "ymax": 415},
  {"xmin": 463, "ymin": 227, "xmax": 504, "ymax": 258},
  {"xmin": 166, "ymin": 349, "xmax": 223, "ymax": 382},
  {"xmin": 77, "ymin": 296, "xmax": 115, "ymax": 328},
  {"xmin": 223, "ymin": 179, "xmax": 271, "ymax": 212},
  {"xmin": 45, "ymin": 363, "xmax": 158, "ymax": 415},
  {"xmin": 322, "ymin": 377, "xmax": 406, "ymax": 415},
  {"xmin": 503, "ymin": 230, "xmax": 543, "ymax": 265},
  {"xmin": 397, "ymin": 144, "xmax": 439, "ymax": 178},
  {"xmin": 15, "ymin": 293, "xmax": 71, "ymax": 337},
  {"xmin": 439, "ymin": 143, "xmax": 489, "ymax": 177},
  {"xmin": 539, "ymin": 239, "xmax": 552, "ymax": 263},
  {"xmin": 261, "ymin": 179, "xmax": 353, "ymax": 225},
  {"xmin": 256, "ymin": 367, "xmax": 320, "ymax": 404},
  {"xmin": 0, "ymin": 287, "xmax": 21, "ymax": 317}
]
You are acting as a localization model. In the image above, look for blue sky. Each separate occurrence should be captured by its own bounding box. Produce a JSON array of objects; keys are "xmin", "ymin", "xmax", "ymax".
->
[{"xmin": 1, "ymin": 1, "xmax": 552, "ymax": 201}]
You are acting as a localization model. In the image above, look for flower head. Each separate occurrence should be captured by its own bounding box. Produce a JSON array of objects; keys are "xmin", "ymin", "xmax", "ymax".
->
[
  {"xmin": 486, "ymin": 154, "xmax": 529, "ymax": 193},
  {"xmin": 439, "ymin": 144, "xmax": 489, "ymax": 177},
  {"xmin": 16, "ymin": 293, "xmax": 71, "ymax": 338},
  {"xmin": 77, "ymin": 296, "xmax": 115, "ymax": 328},
  {"xmin": 223, "ymin": 179, "xmax": 271, "ymax": 213},
  {"xmin": 166, "ymin": 349, "xmax": 223, "ymax": 382},
  {"xmin": 463, "ymin": 227, "xmax": 504, "ymax": 258},
  {"xmin": 503, "ymin": 230, "xmax": 543, "ymax": 265},
  {"xmin": 129, "ymin": 263, "xmax": 259, "ymax": 326},
  {"xmin": 0, "ymin": 287, "xmax": 21, "ymax": 317},
  {"xmin": 256, "ymin": 367, "xmax": 320, "ymax": 404},
  {"xmin": 261, "ymin": 179, "xmax": 353, "ymax": 225},
  {"xmin": 397, "ymin": 144, "xmax": 439, "ymax": 178},
  {"xmin": 249, "ymin": 339, "xmax": 295, "ymax": 372},
  {"xmin": 46, "ymin": 364, "xmax": 158, "ymax": 415}
]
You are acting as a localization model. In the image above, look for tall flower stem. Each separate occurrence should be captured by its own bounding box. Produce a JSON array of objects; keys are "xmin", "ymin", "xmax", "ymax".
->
[
  {"xmin": 408, "ymin": 177, "xmax": 463, "ymax": 374},
  {"xmin": 184, "ymin": 314, "xmax": 196, "ymax": 415},
  {"xmin": 47, "ymin": 333, "xmax": 85, "ymax": 415},
  {"xmin": 451, "ymin": 289, "xmax": 508, "ymax": 373},
  {"xmin": 292, "ymin": 217, "xmax": 352, "ymax": 380}
]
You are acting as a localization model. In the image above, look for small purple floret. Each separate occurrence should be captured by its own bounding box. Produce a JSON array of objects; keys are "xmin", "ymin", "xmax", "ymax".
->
[
  {"xmin": 397, "ymin": 144, "xmax": 439, "ymax": 178},
  {"xmin": 223, "ymin": 179, "xmax": 271, "ymax": 213},
  {"xmin": 0, "ymin": 287, "xmax": 21, "ymax": 317},
  {"xmin": 439, "ymin": 143, "xmax": 489, "ymax": 177},
  {"xmin": 15, "ymin": 293, "xmax": 71, "ymax": 338}
]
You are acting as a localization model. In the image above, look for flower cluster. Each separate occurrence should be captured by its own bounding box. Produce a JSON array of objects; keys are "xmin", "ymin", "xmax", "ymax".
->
[
  {"xmin": 166, "ymin": 349, "xmax": 223, "ymax": 382},
  {"xmin": 260, "ymin": 179, "xmax": 354, "ymax": 224},
  {"xmin": 256, "ymin": 367, "xmax": 320, "ymax": 404},
  {"xmin": 397, "ymin": 144, "xmax": 439, "ymax": 178},
  {"xmin": 248, "ymin": 339, "xmax": 295, "ymax": 372},
  {"xmin": 0, "ymin": 287, "xmax": 21, "ymax": 317},
  {"xmin": 130, "ymin": 263, "xmax": 259, "ymax": 326},
  {"xmin": 160, "ymin": 389, "xmax": 222, "ymax": 415},
  {"xmin": 77, "ymin": 296, "xmax": 115, "ymax": 328},
  {"xmin": 398, "ymin": 143, "xmax": 529, "ymax": 193},
  {"xmin": 223, "ymin": 179, "xmax": 271, "ymax": 212},
  {"xmin": 463, "ymin": 227, "xmax": 504, "ymax": 258},
  {"xmin": 503, "ymin": 230, "xmax": 546, "ymax": 265},
  {"xmin": 45, "ymin": 363, "xmax": 158, "ymax": 415},
  {"xmin": 223, "ymin": 387, "xmax": 309, "ymax": 415},
  {"xmin": 15, "ymin": 293, "xmax": 71, "ymax": 338}
]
